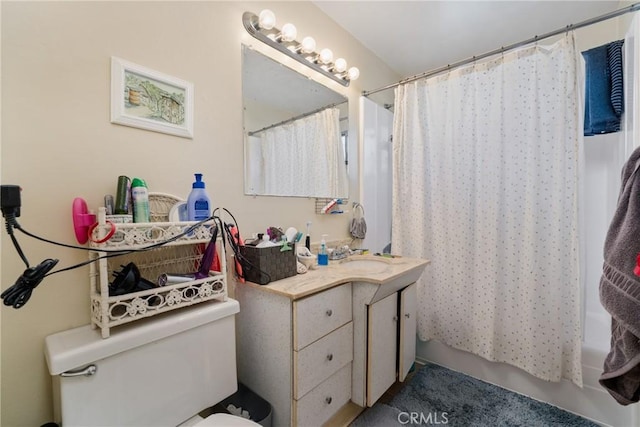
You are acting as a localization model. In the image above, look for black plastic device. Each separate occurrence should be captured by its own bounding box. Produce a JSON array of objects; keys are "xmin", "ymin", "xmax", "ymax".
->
[{"xmin": 1, "ymin": 185, "xmax": 21, "ymax": 218}]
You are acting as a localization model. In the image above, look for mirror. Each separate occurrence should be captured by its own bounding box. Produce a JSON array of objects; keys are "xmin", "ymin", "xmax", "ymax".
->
[{"xmin": 242, "ymin": 45, "xmax": 349, "ymax": 198}]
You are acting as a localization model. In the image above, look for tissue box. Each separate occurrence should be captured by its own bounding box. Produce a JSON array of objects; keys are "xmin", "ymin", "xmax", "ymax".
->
[{"xmin": 240, "ymin": 243, "xmax": 297, "ymax": 285}]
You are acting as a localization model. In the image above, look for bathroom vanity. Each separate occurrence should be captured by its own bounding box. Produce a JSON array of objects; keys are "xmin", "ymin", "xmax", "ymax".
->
[{"xmin": 235, "ymin": 255, "xmax": 429, "ymax": 426}]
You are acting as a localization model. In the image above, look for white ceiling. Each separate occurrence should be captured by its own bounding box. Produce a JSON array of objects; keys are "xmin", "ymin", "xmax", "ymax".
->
[{"xmin": 314, "ymin": 1, "xmax": 623, "ymax": 79}]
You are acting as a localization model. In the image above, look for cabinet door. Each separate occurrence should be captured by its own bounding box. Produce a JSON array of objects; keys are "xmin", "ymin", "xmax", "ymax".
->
[
  {"xmin": 366, "ymin": 292, "xmax": 398, "ymax": 406},
  {"xmin": 399, "ymin": 283, "xmax": 417, "ymax": 382}
]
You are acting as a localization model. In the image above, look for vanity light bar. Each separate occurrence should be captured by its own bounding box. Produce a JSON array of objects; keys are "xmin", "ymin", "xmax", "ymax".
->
[{"xmin": 242, "ymin": 10, "xmax": 359, "ymax": 87}]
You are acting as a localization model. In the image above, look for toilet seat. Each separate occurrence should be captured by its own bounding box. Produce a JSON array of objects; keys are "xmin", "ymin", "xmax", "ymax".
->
[{"xmin": 194, "ymin": 413, "xmax": 261, "ymax": 426}]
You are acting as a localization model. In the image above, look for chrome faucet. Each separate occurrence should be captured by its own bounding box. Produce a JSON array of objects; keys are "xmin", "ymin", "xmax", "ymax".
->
[{"xmin": 329, "ymin": 246, "xmax": 350, "ymax": 260}]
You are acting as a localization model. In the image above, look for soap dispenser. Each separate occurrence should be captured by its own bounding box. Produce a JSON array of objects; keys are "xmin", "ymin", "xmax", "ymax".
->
[
  {"xmin": 318, "ymin": 234, "xmax": 329, "ymax": 266},
  {"xmin": 187, "ymin": 173, "xmax": 211, "ymax": 221}
]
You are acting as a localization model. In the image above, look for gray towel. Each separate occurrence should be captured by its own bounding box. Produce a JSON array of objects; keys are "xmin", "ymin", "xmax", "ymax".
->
[{"xmin": 599, "ymin": 145, "xmax": 640, "ymax": 405}]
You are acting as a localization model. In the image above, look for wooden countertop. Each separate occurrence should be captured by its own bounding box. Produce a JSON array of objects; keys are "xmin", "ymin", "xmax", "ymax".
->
[{"xmin": 239, "ymin": 255, "xmax": 430, "ymax": 300}]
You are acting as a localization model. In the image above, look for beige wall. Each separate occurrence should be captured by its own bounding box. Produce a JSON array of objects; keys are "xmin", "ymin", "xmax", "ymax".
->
[{"xmin": 0, "ymin": 2, "xmax": 399, "ymax": 425}]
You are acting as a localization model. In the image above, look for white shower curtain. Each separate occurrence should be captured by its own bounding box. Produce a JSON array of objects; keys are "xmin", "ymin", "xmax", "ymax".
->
[
  {"xmin": 392, "ymin": 35, "xmax": 584, "ymax": 385},
  {"xmin": 260, "ymin": 107, "xmax": 347, "ymax": 197}
]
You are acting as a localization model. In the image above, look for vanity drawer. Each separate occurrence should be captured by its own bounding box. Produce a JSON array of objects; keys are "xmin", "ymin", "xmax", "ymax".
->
[
  {"xmin": 294, "ymin": 363, "xmax": 352, "ymax": 427},
  {"xmin": 294, "ymin": 321, "xmax": 353, "ymax": 399},
  {"xmin": 294, "ymin": 283, "xmax": 352, "ymax": 350}
]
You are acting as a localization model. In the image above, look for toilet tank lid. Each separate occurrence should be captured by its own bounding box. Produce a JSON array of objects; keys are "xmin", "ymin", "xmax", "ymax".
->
[{"xmin": 44, "ymin": 299, "xmax": 239, "ymax": 375}]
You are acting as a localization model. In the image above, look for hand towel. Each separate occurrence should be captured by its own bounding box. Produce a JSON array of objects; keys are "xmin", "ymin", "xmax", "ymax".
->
[{"xmin": 599, "ymin": 145, "xmax": 640, "ymax": 405}]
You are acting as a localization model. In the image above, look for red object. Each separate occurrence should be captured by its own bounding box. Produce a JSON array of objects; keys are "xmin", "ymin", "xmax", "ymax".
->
[
  {"xmin": 87, "ymin": 221, "xmax": 116, "ymax": 244},
  {"xmin": 634, "ymin": 254, "xmax": 640, "ymax": 277}
]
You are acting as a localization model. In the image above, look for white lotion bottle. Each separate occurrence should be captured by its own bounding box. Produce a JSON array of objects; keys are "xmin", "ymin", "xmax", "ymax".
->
[{"xmin": 187, "ymin": 173, "xmax": 211, "ymax": 221}]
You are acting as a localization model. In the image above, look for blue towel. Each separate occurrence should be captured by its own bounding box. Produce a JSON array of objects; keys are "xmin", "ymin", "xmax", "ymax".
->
[{"xmin": 583, "ymin": 40, "xmax": 624, "ymax": 136}]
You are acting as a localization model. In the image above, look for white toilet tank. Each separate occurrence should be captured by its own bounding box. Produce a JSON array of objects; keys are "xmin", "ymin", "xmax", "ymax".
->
[{"xmin": 45, "ymin": 299, "xmax": 240, "ymax": 427}]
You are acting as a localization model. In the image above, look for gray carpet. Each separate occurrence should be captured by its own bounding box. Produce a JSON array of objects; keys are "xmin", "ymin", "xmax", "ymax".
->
[{"xmin": 351, "ymin": 363, "xmax": 599, "ymax": 427}]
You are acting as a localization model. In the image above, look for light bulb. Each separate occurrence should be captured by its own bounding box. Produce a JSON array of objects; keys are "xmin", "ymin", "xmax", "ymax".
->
[
  {"xmin": 347, "ymin": 67, "xmax": 360, "ymax": 80},
  {"xmin": 319, "ymin": 48, "xmax": 333, "ymax": 64},
  {"xmin": 280, "ymin": 23, "xmax": 297, "ymax": 42},
  {"xmin": 334, "ymin": 58, "xmax": 347, "ymax": 73},
  {"xmin": 300, "ymin": 36, "xmax": 316, "ymax": 53},
  {"xmin": 258, "ymin": 9, "xmax": 276, "ymax": 30}
]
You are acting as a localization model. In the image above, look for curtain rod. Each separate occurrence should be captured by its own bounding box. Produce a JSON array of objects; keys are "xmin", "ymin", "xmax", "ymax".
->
[
  {"xmin": 248, "ymin": 101, "xmax": 346, "ymax": 136},
  {"xmin": 363, "ymin": 3, "xmax": 640, "ymax": 97}
]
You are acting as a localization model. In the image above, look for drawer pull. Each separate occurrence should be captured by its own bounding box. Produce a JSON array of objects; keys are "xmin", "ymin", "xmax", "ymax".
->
[
  {"xmin": 393, "ymin": 315, "xmax": 398, "ymax": 322},
  {"xmin": 327, "ymin": 353, "xmax": 334, "ymax": 361},
  {"xmin": 325, "ymin": 396, "xmax": 332, "ymax": 405},
  {"xmin": 326, "ymin": 309, "xmax": 333, "ymax": 317},
  {"xmin": 405, "ymin": 313, "xmax": 411, "ymax": 318}
]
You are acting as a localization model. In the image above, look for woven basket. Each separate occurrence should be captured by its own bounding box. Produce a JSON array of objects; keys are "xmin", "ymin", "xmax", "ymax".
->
[
  {"xmin": 240, "ymin": 244, "xmax": 297, "ymax": 285},
  {"xmin": 148, "ymin": 192, "xmax": 184, "ymax": 222}
]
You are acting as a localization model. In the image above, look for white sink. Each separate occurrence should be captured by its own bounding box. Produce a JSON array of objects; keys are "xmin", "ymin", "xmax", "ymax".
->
[{"xmin": 339, "ymin": 258, "xmax": 390, "ymax": 274}]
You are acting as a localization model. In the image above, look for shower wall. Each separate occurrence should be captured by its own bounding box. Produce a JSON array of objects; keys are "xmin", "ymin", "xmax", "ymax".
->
[
  {"xmin": 360, "ymin": 96, "xmax": 393, "ymax": 253},
  {"xmin": 582, "ymin": 132, "xmax": 621, "ymax": 350}
]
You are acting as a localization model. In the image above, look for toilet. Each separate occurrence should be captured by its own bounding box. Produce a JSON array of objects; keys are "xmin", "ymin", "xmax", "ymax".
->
[{"xmin": 44, "ymin": 299, "xmax": 260, "ymax": 427}]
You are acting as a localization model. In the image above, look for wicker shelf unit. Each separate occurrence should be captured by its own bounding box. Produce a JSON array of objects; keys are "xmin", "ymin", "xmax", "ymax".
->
[{"xmin": 88, "ymin": 194, "xmax": 227, "ymax": 338}]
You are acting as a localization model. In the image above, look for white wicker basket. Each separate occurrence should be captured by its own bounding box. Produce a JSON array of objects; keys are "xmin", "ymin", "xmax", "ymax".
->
[{"xmin": 149, "ymin": 192, "xmax": 184, "ymax": 222}]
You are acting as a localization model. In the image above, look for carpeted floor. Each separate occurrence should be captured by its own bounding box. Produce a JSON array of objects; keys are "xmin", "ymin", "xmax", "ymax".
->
[{"xmin": 351, "ymin": 362, "xmax": 599, "ymax": 426}]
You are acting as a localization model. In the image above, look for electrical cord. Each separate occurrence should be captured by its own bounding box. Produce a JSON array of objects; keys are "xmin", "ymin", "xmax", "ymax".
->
[
  {"xmin": 15, "ymin": 217, "xmax": 210, "ymax": 253},
  {"xmin": 1, "ymin": 214, "xmax": 215, "ymax": 309},
  {"xmin": 4, "ymin": 213, "xmax": 30, "ymax": 268},
  {"xmin": 2, "ymin": 205, "xmax": 279, "ymax": 307},
  {"xmin": 1, "ymin": 259, "xmax": 59, "ymax": 309},
  {"xmin": 212, "ymin": 208, "xmax": 246, "ymax": 280}
]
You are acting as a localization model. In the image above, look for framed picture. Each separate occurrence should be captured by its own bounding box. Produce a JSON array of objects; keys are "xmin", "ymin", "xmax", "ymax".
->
[{"xmin": 111, "ymin": 57, "xmax": 194, "ymax": 138}]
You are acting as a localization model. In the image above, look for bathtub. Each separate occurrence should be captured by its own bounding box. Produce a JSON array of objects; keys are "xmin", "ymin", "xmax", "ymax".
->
[{"xmin": 416, "ymin": 311, "xmax": 639, "ymax": 426}]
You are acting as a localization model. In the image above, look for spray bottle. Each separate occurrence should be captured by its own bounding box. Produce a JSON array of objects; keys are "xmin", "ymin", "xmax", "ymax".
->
[{"xmin": 131, "ymin": 178, "xmax": 150, "ymax": 223}]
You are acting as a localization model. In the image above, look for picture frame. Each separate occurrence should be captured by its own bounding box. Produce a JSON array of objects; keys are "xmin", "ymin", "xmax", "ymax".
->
[{"xmin": 111, "ymin": 57, "xmax": 194, "ymax": 138}]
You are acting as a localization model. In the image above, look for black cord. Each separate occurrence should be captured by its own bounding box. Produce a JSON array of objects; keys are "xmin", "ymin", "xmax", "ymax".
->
[
  {"xmin": 0, "ymin": 212, "xmax": 54, "ymax": 308},
  {"xmin": 2, "ymin": 207, "xmax": 277, "ymax": 307},
  {"xmin": 15, "ymin": 217, "xmax": 210, "ymax": 253},
  {"xmin": 1, "ymin": 215, "xmax": 215, "ymax": 309},
  {"xmin": 4, "ymin": 213, "xmax": 29, "ymax": 268},
  {"xmin": 211, "ymin": 209, "xmax": 245, "ymax": 280},
  {"xmin": 1, "ymin": 259, "xmax": 59, "ymax": 308}
]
